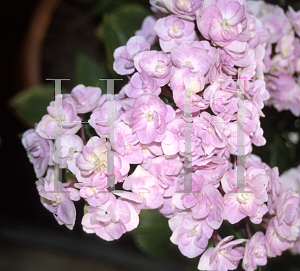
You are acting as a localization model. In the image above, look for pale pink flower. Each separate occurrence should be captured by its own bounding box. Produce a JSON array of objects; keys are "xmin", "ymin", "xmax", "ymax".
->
[
  {"xmin": 197, "ymin": 0, "xmax": 249, "ymax": 50},
  {"xmin": 135, "ymin": 15, "xmax": 158, "ymax": 45},
  {"xmin": 279, "ymin": 165, "xmax": 300, "ymax": 194},
  {"xmin": 170, "ymin": 41, "xmax": 213, "ymax": 74},
  {"xmin": 113, "ymin": 36, "xmax": 150, "ymax": 75},
  {"xmin": 154, "ymin": 15, "xmax": 196, "ymax": 52},
  {"xmin": 70, "ymin": 84, "xmax": 102, "ymax": 113},
  {"xmin": 150, "ymin": 0, "xmax": 202, "ymax": 20},
  {"xmin": 36, "ymin": 168, "xmax": 80, "ymax": 230},
  {"xmin": 125, "ymin": 94, "xmax": 175, "ymax": 144},
  {"xmin": 148, "ymin": 154, "xmax": 182, "ymax": 197},
  {"xmin": 169, "ymin": 212, "xmax": 213, "ymax": 258},
  {"xmin": 124, "ymin": 72, "xmax": 161, "ymax": 99},
  {"xmin": 82, "ymin": 194, "xmax": 139, "ymax": 241},
  {"xmin": 122, "ymin": 165, "xmax": 164, "ymax": 209},
  {"xmin": 112, "ymin": 121, "xmax": 144, "ymax": 164},
  {"xmin": 134, "ymin": 50, "xmax": 172, "ymax": 86},
  {"xmin": 170, "ymin": 67, "xmax": 208, "ymax": 113},
  {"xmin": 221, "ymin": 166, "xmax": 269, "ymax": 224},
  {"xmin": 194, "ymin": 112, "xmax": 229, "ymax": 155},
  {"xmin": 248, "ymin": 1, "xmax": 291, "ymax": 44},
  {"xmin": 287, "ymin": 6, "xmax": 300, "ymax": 38},
  {"xmin": 53, "ymin": 134, "xmax": 83, "ymax": 169},
  {"xmin": 265, "ymin": 217, "xmax": 294, "ymax": 257},
  {"xmin": 242, "ymin": 232, "xmax": 267, "ymax": 271},
  {"xmin": 198, "ymin": 235, "xmax": 246, "ymax": 271},
  {"xmin": 36, "ymin": 95, "xmax": 81, "ymax": 139},
  {"xmin": 273, "ymin": 188, "xmax": 300, "ymax": 241},
  {"xmin": 89, "ymin": 98, "xmax": 123, "ymax": 138},
  {"xmin": 191, "ymin": 184, "xmax": 224, "ymax": 230},
  {"xmin": 22, "ymin": 129, "xmax": 54, "ymax": 178}
]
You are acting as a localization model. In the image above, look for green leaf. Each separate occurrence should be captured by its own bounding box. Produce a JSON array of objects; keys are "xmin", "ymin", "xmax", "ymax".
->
[
  {"xmin": 100, "ymin": 4, "xmax": 151, "ymax": 74},
  {"xmin": 9, "ymin": 84, "xmax": 58, "ymax": 127},
  {"xmin": 75, "ymin": 52, "xmax": 109, "ymax": 92},
  {"xmin": 130, "ymin": 209, "xmax": 183, "ymax": 261},
  {"xmin": 91, "ymin": 0, "xmax": 149, "ymax": 16}
]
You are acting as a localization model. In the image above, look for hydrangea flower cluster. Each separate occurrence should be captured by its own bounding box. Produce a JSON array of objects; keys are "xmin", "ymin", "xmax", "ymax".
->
[
  {"xmin": 22, "ymin": 1, "xmax": 300, "ymax": 270},
  {"xmin": 247, "ymin": 1, "xmax": 300, "ymax": 116}
]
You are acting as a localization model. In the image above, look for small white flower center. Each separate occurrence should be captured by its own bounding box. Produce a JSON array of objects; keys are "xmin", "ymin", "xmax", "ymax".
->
[
  {"xmin": 242, "ymin": 193, "xmax": 250, "ymax": 200},
  {"xmin": 146, "ymin": 112, "xmax": 154, "ymax": 122},
  {"xmin": 222, "ymin": 19, "xmax": 231, "ymax": 31},
  {"xmin": 173, "ymin": 25, "xmax": 179, "ymax": 33},
  {"xmin": 219, "ymin": 249, "xmax": 226, "ymax": 255}
]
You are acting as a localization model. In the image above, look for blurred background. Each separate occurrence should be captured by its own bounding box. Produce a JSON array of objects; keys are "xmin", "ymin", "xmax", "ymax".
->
[{"xmin": 1, "ymin": 0, "xmax": 300, "ymax": 270}]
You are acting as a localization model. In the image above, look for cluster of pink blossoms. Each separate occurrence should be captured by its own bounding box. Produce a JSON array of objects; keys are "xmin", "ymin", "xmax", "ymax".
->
[
  {"xmin": 22, "ymin": 1, "xmax": 300, "ymax": 270},
  {"xmin": 247, "ymin": 1, "xmax": 300, "ymax": 116}
]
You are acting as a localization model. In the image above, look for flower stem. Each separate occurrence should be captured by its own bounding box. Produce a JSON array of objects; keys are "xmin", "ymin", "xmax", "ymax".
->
[
  {"xmin": 260, "ymin": 223, "xmax": 268, "ymax": 230},
  {"xmin": 213, "ymin": 230, "xmax": 219, "ymax": 246},
  {"xmin": 80, "ymin": 114, "xmax": 86, "ymax": 144},
  {"xmin": 245, "ymin": 217, "xmax": 251, "ymax": 239},
  {"xmin": 219, "ymin": 185, "xmax": 225, "ymax": 196}
]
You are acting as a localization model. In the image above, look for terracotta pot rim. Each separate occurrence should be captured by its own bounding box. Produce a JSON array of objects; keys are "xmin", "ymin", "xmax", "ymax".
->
[{"xmin": 20, "ymin": 0, "xmax": 62, "ymax": 89}]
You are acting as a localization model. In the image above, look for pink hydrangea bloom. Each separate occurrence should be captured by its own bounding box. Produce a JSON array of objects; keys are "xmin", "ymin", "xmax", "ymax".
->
[
  {"xmin": 198, "ymin": 235, "xmax": 246, "ymax": 271},
  {"xmin": 242, "ymin": 232, "xmax": 267, "ymax": 271},
  {"xmin": 266, "ymin": 72, "xmax": 300, "ymax": 117},
  {"xmin": 123, "ymin": 94, "xmax": 175, "ymax": 144},
  {"xmin": 221, "ymin": 166, "xmax": 269, "ymax": 224},
  {"xmin": 70, "ymin": 84, "xmax": 102, "ymax": 113},
  {"xmin": 287, "ymin": 6, "xmax": 300, "ymax": 38},
  {"xmin": 36, "ymin": 95, "xmax": 81, "ymax": 139},
  {"xmin": 140, "ymin": 141, "xmax": 164, "ymax": 168},
  {"xmin": 169, "ymin": 212, "xmax": 213, "ymax": 258},
  {"xmin": 76, "ymin": 137, "xmax": 110, "ymax": 176},
  {"xmin": 82, "ymin": 194, "xmax": 139, "ymax": 241},
  {"xmin": 273, "ymin": 188, "xmax": 300, "ymax": 241},
  {"xmin": 75, "ymin": 137, "xmax": 111, "ymax": 186},
  {"xmin": 191, "ymin": 184, "xmax": 224, "ymax": 229},
  {"xmin": 53, "ymin": 134, "xmax": 83, "ymax": 170},
  {"xmin": 89, "ymin": 98, "xmax": 123, "ymax": 138},
  {"xmin": 122, "ymin": 165, "xmax": 164, "ymax": 209},
  {"xmin": 154, "ymin": 15, "xmax": 196, "ymax": 52},
  {"xmin": 170, "ymin": 67, "xmax": 208, "ymax": 113},
  {"xmin": 208, "ymin": 48, "xmax": 237, "ymax": 83},
  {"xmin": 225, "ymin": 122, "xmax": 252, "ymax": 156},
  {"xmin": 113, "ymin": 36, "xmax": 150, "ymax": 75},
  {"xmin": 112, "ymin": 121, "xmax": 144, "ymax": 164},
  {"xmin": 148, "ymin": 154, "xmax": 182, "ymax": 197},
  {"xmin": 279, "ymin": 165, "xmax": 300, "ymax": 194},
  {"xmin": 194, "ymin": 112, "xmax": 229, "ymax": 156},
  {"xmin": 203, "ymin": 81, "xmax": 238, "ymax": 116},
  {"xmin": 194, "ymin": 159, "xmax": 230, "ymax": 187},
  {"xmin": 248, "ymin": 1, "xmax": 291, "ymax": 44},
  {"xmin": 134, "ymin": 50, "xmax": 172, "ymax": 86},
  {"xmin": 275, "ymin": 30, "xmax": 295, "ymax": 59},
  {"xmin": 161, "ymin": 113, "xmax": 198, "ymax": 156},
  {"xmin": 124, "ymin": 72, "xmax": 161, "ymax": 99},
  {"xmin": 135, "ymin": 15, "xmax": 158, "ymax": 45},
  {"xmin": 171, "ymin": 41, "xmax": 214, "ymax": 75},
  {"xmin": 22, "ymin": 129, "xmax": 54, "ymax": 178},
  {"xmin": 248, "ymin": 15, "xmax": 271, "ymax": 48},
  {"xmin": 36, "ymin": 168, "xmax": 80, "ymax": 230},
  {"xmin": 171, "ymin": 172, "xmax": 205, "ymax": 211},
  {"xmin": 197, "ymin": 0, "xmax": 249, "ymax": 50},
  {"xmin": 150, "ymin": 0, "xmax": 202, "ymax": 20},
  {"xmin": 265, "ymin": 217, "xmax": 294, "ymax": 257}
]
